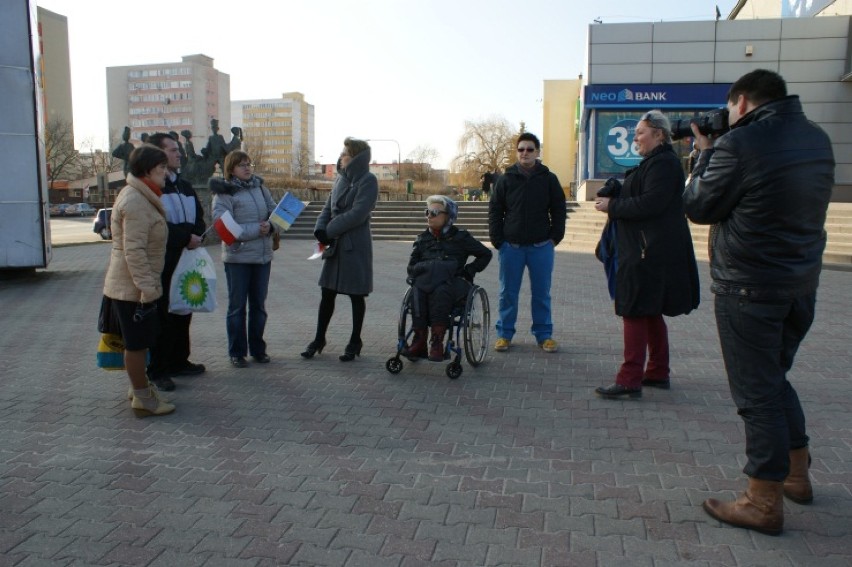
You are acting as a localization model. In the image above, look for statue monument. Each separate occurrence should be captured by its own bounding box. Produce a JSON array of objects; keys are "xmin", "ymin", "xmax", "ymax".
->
[
  {"xmin": 111, "ymin": 126, "xmax": 134, "ymax": 175},
  {"xmin": 180, "ymin": 118, "xmax": 244, "ymax": 185}
]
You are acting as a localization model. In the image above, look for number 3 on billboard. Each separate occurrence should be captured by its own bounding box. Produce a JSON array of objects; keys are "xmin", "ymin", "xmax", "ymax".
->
[{"xmin": 606, "ymin": 119, "xmax": 642, "ymax": 167}]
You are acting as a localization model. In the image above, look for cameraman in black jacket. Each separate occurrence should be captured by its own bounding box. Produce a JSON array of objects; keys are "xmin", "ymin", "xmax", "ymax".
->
[{"xmin": 684, "ymin": 69, "xmax": 835, "ymax": 535}]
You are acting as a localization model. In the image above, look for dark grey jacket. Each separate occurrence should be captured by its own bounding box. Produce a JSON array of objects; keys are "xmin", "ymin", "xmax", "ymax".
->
[
  {"xmin": 314, "ymin": 149, "xmax": 379, "ymax": 295},
  {"xmin": 683, "ymin": 95, "xmax": 835, "ymax": 299},
  {"xmin": 210, "ymin": 175, "xmax": 277, "ymax": 265}
]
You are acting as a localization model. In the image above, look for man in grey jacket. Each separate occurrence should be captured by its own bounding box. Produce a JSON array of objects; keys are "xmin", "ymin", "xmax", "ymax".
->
[{"xmin": 684, "ymin": 69, "xmax": 834, "ymax": 535}]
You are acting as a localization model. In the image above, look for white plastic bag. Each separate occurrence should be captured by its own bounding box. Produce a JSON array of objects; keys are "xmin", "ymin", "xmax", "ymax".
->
[{"xmin": 169, "ymin": 247, "xmax": 217, "ymax": 314}]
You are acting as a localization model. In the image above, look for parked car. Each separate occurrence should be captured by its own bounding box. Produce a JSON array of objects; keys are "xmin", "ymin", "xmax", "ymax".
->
[
  {"xmin": 49, "ymin": 203, "xmax": 72, "ymax": 216},
  {"xmin": 71, "ymin": 203, "xmax": 96, "ymax": 216},
  {"xmin": 92, "ymin": 208, "xmax": 112, "ymax": 240}
]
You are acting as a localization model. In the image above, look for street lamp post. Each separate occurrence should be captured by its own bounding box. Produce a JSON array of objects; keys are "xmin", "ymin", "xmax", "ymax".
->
[{"xmin": 366, "ymin": 138, "xmax": 401, "ymax": 191}]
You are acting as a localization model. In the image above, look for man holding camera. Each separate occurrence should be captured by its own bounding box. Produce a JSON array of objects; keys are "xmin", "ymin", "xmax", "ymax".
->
[{"xmin": 683, "ymin": 69, "xmax": 835, "ymax": 535}]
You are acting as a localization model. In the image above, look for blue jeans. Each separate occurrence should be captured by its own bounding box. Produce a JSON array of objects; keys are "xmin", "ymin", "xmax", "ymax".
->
[
  {"xmin": 714, "ymin": 293, "xmax": 815, "ymax": 481},
  {"xmin": 496, "ymin": 241, "xmax": 554, "ymax": 342},
  {"xmin": 224, "ymin": 262, "xmax": 271, "ymax": 358}
]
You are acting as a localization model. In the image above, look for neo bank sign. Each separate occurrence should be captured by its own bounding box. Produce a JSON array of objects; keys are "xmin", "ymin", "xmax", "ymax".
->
[{"xmin": 584, "ymin": 84, "xmax": 730, "ymax": 109}]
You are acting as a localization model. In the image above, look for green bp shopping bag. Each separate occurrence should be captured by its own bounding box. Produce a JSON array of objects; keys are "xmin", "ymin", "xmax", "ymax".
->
[{"xmin": 169, "ymin": 247, "xmax": 218, "ymax": 315}]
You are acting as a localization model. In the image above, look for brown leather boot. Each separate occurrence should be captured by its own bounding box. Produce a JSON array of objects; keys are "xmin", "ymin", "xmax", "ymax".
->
[
  {"xmin": 703, "ymin": 477, "xmax": 784, "ymax": 535},
  {"xmin": 428, "ymin": 325, "xmax": 447, "ymax": 362},
  {"xmin": 784, "ymin": 447, "xmax": 813, "ymax": 504},
  {"xmin": 402, "ymin": 327, "xmax": 428, "ymax": 359}
]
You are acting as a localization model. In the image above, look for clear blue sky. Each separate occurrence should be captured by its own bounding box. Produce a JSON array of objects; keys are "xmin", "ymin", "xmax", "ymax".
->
[{"xmin": 36, "ymin": 0, "xmax": 736, "ymax": 168}]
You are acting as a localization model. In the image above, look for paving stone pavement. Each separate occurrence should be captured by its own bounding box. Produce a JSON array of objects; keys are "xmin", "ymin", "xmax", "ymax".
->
[{"xmin": 1, "ymin": 239, "xmax": 850, "ymax": 567}]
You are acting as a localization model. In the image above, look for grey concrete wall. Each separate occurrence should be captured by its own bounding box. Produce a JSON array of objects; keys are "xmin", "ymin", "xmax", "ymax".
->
[{"xmin": 587, "ymin": 15, "xmax": 852, "ymax": 197}]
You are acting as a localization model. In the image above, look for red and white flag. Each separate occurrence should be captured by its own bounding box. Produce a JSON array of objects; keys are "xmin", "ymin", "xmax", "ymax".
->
[{"xmin": 214, "ymin": 211, "xmax": 243, "ymax": 245}]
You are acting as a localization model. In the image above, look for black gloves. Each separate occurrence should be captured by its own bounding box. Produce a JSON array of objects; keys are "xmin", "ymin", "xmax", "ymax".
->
[
  {"xmin": 462, "ymin": 265, "xmax": 475, "ymax": 283},
  {"xmin": 314, "ymin": 229, "xmax": 331, "ymax": 245}
]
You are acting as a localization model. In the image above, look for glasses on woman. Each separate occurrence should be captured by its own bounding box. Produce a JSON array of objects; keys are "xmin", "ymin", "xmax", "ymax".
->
[
  {"xmin": 425, "ymin": 209, "xmax": 446, "ymax": 218},
  {"xmin": 238, "ymin": 162, "xmax": 254, "ymax": 168}
]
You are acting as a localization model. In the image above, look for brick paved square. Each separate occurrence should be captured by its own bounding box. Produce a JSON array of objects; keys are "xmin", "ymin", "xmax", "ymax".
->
[{"xmin": 0, "ymin": 242, "xmax": 850, "ymax": 565}]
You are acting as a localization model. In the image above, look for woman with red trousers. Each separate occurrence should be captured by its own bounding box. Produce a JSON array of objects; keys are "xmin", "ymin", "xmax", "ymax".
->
[{"xmin": 594, "ymin": 110, "xmax": 700, "ymax": 399}]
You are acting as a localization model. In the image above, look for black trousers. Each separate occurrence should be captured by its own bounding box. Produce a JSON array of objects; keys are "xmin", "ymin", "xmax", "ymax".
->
[
  {"xmin": 411, "ymin": 278, "xmax": 470, "ymax": 328},
  {"xmin": 714, "ymin": 292, "xmax": 815, "ymax": 481},
  {"xmin": 148, "ymin": 295, "xmax": 193, "ymax": 377}
]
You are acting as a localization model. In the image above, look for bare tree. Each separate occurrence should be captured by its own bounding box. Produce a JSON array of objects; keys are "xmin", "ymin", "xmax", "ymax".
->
[
  {"xmin": 452, "ymin": 116, "xmax": 519, "ymax": 188},
  {"xmin": 405, "ymin": 144, "xmax": 439, "ymax": 183},
  {"xmin": 292, "ymin": 143, "xmax": 312, "ymax": 180},
  {"xmin": 44, "ymin": 117, "xmax": 78, "ymax": 187},
  {"xmin": 78, "ymin": 132, "xmax": 124, "ymax": 179},
  {"xmin": 241, "ymin": 129, "xmax": 269, "ymax": 174}
]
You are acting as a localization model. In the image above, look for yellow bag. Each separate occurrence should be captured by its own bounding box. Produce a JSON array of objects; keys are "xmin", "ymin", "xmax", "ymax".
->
[{"xmin": 96, "ymin": 333, "xmax": 125, "ymax": 370}]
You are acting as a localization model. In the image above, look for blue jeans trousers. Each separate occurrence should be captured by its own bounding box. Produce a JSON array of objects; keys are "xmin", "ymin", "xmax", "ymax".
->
[
  {"xmin": 714, "ymin": 293, "xmax": 815, "ymax": 481},
  {"xmin": 496, "ymin": 241, "xmax": 554, "ymax": 342},
  {"xmin": 224, "ymin": 262, "xmax": 271, "ymax": 358}
]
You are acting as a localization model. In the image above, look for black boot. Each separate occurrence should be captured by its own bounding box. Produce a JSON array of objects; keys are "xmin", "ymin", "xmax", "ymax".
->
[
  {"xmin": 340, "ymin": 339, "xmax": 363, "ymax": 362},
  {"xmin": 301, "ymin": 338, "xmax": 326, "ymax": 359}
]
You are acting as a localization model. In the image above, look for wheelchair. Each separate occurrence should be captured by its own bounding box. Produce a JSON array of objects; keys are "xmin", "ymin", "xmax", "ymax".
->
[{"xmin": 385, "ymin": 283, "xmax": 490, "ymax": 379}]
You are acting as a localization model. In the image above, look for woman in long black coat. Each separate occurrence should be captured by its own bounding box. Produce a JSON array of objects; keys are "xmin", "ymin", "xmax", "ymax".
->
[
  {"xmin": 301, "ymin": 138, "xmax": 379, "ymax": 362},
  {"xmin": 593, "ymin": 110, "xmax": 700, "ymax": 399}
]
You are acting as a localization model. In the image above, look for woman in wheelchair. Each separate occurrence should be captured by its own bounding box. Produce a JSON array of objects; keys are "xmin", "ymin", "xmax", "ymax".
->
[{"xmin": 402, "ymin": 195, "xmax": 492, "ymax": 362}]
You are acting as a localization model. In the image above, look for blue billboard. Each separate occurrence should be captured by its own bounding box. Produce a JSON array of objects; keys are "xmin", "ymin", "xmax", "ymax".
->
[{"xmin": 584, "ymin": 84, "xmax": 731, "ymax": 109}]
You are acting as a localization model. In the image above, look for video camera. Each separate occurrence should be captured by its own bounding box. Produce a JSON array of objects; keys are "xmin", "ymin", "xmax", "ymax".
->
[{"xmin": 671, "ymin": 107, "xmax": 730, "ymax": 141}]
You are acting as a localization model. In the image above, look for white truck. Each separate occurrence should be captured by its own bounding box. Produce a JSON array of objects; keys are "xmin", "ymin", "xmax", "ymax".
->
[{"xmin": 0, "ymin": 0, "xmax": 52, "ymax": 270}]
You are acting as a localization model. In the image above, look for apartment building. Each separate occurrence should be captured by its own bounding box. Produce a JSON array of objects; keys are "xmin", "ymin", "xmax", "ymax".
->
[
  {"xmin": 231, "ymin": 92, "xmax": 315, "ymax": 177},
  {"xmin": 36, "ymin": 7, "xmax": 74, "ymax": 138},
  {"xmin": 106, "ymin": 54, "xmax": 230, "ymax": 145}
]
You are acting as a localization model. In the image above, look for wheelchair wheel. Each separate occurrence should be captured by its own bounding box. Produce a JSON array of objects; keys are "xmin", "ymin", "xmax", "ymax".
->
[
  {"xmin": 398, "ymin": 287, "xmax": 414, "ymax": 346},
  {"xmin": 446, "ymin": 361, "xmax": 462, "ymax": 379},
  {"xmin": 463, "ymin": 286, "xmax": 490, "ymax": 366},
  {"xmin": 386, "ymin": 357, "xmax": 403, "ymax": 374}
]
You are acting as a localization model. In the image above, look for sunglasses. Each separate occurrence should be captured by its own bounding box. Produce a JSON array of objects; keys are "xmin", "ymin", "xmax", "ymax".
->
[
  {"xmin": 425, "ymin": 209, "xmax": 447, "ymax": 218},
  {"xmin": 517, "ymin": 147, "xmax": 536, "ymax": 153}
]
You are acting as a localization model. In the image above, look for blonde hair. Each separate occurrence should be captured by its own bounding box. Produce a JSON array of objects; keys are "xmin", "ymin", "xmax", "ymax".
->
[{"xmin": 640, "ymin": 110, "xmax": 672, "ymax": 144}]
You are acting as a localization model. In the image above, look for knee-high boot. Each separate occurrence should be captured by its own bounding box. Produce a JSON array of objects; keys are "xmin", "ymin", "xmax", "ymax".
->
[
  {"xmin": 428, "ymin": 324, "xmax": 447, "ymax": 362},
  {"xmin": 402, "ymin": 327, "xmax": 428, "ymax": 359},
  {"xmin": 703, "ymin": 477, "xmax": 784, "ymax": 535},
  {"xmin": 784, "ymin": 447, "xmax": 813, "ymax": 504}
]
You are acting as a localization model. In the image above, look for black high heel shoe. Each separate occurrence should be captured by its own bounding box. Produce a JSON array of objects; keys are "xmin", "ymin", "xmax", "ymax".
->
[
  {"xmin": 301, "ymin": 339, "xmax": 326, "ymax": 359},
  {"xmin": 339, "ymin": 340, "xmax": 363, "ymax": 362}
]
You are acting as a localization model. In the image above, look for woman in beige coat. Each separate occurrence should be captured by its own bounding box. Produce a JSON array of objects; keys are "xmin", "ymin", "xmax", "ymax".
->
[{"xmin": 102, "ymin": 144, "xmax": 172, "ymax": 417}]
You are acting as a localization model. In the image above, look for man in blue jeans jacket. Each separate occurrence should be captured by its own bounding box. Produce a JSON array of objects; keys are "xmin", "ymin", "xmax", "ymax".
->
[{"xmin": 488, "ymin": 132, "xmax": 566, "ymax": 353}]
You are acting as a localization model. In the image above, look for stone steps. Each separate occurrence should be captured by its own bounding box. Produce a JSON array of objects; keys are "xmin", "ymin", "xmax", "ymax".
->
[
  {"xmin": 563, "ymin": 201, "xmax": 852, "ymax": 266},
  {"xmin": 281, "ymin": 199, "xmax": 852, "ymax": 266}
]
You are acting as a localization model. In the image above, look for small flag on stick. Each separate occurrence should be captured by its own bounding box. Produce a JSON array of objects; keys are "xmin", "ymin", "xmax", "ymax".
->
[
  {"xmin": 269, "ymin": 192, "xmax": 306, "ymax": 231},
  {"xmin": 214, "ymin": 210, "xmax": 243, "ymax": 245}
]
